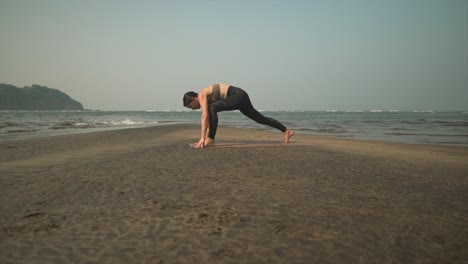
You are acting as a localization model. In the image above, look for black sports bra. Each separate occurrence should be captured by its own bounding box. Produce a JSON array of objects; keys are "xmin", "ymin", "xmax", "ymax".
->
[{"xmin": 208, "ymin": 84, "xmax": 221, "ymax": 103}]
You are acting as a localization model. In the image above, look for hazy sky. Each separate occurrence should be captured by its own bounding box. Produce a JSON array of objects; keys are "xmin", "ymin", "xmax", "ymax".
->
[{"xmin": 1, "ymin": 0, "xmax": 467, "ymax": 111}]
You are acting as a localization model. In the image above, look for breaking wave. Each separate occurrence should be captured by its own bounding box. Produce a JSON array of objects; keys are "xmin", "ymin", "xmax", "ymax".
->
[{"xmin": 49, "ymin": 119, "xmax": 159, "ymax": 130}]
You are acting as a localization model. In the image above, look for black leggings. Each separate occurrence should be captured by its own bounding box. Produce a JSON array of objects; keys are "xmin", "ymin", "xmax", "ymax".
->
[{"xmin": 208, "ymin": 86, "xmax": 287, "ymax": 139}]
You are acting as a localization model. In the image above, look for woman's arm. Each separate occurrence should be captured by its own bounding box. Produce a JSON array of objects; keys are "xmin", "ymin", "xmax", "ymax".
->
[
  {"xmin": 193, "ymin": 90, "xmax": 210, "ymax": 148},
  {"xmin": 199, "ymin": 93, "xmax": 209, "ymax": 140}
]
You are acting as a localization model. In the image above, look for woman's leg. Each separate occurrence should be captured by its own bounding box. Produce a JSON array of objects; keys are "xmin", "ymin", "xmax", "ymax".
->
[
  {"xmin": 239, "ymin": 105, "xmax": 287, "ymax": 132},
  {"xmin": 208, "ymin": 91, "xmax": 245, "ymax": 139},
  {"xmin": 236, "ymin": 90, "xmax": 286, "ymax": 132},
  {"xmin": 240, "ymin": 103, "xmax": 294, "ymax": 143},
  {"xmin": 208, "ymin": 86, "xmax": 293, "ymax": 143}
]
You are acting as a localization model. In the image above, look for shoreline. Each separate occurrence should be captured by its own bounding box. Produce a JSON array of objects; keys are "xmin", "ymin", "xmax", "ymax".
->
[
  {"xmin": 2, "ymin": 122, "xmax": 467, "ymax": 148},
  {"xmin": 1, "ymin": 124, "xmax": 467, "ymax": 161},
  {"xmin": 1, "ymin": 124, "xmax": 467, "ymax": 263},
  {"xmin": 2, "ymin": 110, "xmax": 467, "ymax": 146}
]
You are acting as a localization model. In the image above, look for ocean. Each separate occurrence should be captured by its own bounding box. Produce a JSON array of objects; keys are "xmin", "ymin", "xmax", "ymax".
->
[{"xmin": 0, "ymin": 110, "xmax": 467, "ymax": 146}]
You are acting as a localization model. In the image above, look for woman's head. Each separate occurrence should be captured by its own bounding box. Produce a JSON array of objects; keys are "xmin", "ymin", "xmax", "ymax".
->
[{"xmin": 183, "ymin": 91, "xmax": 199, "ymax": 109}]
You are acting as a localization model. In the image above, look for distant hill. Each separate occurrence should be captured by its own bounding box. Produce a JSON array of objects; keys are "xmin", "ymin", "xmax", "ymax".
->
[{"xmin": 0, "ymin": 84, "xmax": 84, "ymax": 110}]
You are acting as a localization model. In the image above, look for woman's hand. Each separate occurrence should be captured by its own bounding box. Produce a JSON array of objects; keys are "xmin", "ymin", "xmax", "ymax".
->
[{"xmin": 191, "ymin": 138, "xmax": 205, "ymax": 149}]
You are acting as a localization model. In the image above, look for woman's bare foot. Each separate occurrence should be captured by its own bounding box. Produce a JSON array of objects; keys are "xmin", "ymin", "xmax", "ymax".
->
[
  {"xmin": 204, "ymin": 137, "xmax": 215, "ymax": 147},
  {"xmin": 284, "ymin": 129, "xmax": 294, "ymax": 143}
]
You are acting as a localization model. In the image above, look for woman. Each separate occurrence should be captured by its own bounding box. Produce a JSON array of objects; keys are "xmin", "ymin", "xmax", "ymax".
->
[{"xmin": 183, "ymin": 84, "xmax": 294, "ymax": 148}]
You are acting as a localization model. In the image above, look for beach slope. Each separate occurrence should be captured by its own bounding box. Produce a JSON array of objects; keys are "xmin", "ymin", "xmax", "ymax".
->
[{"xmin": 1, "ymin": 124, "xmax": 467, "ymax": 263}]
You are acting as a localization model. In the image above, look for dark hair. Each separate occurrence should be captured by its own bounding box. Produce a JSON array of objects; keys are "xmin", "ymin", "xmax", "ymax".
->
[{"xmin": 183, "ymin": 91, "xmax": 198, "ymax": 107}]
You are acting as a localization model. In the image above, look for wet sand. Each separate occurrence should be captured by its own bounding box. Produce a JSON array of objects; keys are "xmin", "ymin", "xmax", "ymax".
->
[{"xmin": 1, "ymin": 124, "xmax": 467, "ymax": 263}]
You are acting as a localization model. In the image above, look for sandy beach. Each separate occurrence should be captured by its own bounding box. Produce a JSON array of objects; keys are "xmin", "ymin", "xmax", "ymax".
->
[{"xmin": 1, "ymin": 124, "xmax": 467, "ymax": 263}]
